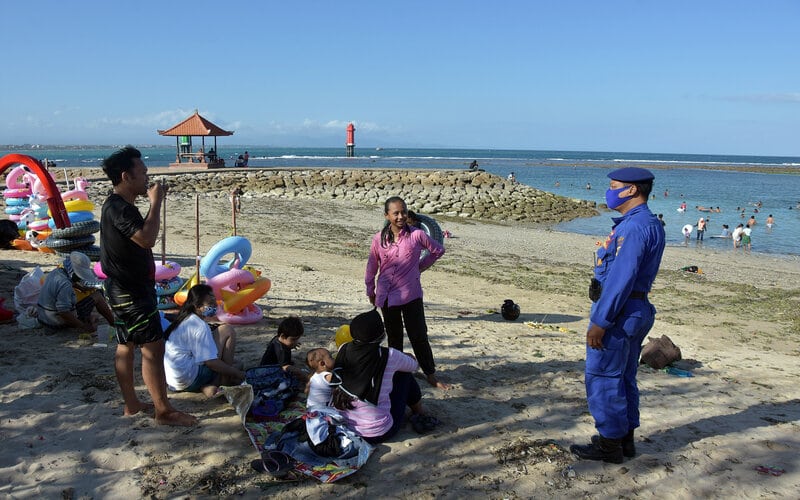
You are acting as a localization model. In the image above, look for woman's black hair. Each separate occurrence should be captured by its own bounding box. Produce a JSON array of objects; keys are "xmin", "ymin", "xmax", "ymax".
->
[
  {"xmin": 163, "ymin": 284, "xmax": 214, "ymax": 339},
  {"xmin": 380, "ymin": 196, "xmax": 406, "ymax": 248}
]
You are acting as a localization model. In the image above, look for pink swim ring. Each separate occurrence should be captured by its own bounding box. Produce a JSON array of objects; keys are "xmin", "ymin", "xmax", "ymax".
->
[
  {"xmin": 5, "ymin": 166, "xmax": 30, "ymax": 189},
  {"xmin": 154, "ymin": 261, "xmax": 181, "ymax": 281},
  {"xmin": 216, "ymin": 303, "xmax": 263, "ymax": 325}
]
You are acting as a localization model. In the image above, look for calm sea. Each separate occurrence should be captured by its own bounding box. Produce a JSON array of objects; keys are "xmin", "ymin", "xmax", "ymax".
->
[{"xmin": 3, "ymin": 146, "xmax": 799, "ymax": 257}]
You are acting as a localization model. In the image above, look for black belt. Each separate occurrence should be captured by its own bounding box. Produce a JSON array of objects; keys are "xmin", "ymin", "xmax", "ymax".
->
[{"xmin": 629, "ymin": 291, "xmax": 648, "ymax": 300}]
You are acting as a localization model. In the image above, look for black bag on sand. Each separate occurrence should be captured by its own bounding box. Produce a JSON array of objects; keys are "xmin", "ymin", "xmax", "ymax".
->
[{"xmin": 640, "ymin": 335, "xmax": 682, "ymax": 369}]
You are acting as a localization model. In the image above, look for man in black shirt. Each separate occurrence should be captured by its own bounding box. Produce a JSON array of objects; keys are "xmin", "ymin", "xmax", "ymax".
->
[{"xmin": 101, "ymin": 146, "xmax": 196, "ymax": 427}]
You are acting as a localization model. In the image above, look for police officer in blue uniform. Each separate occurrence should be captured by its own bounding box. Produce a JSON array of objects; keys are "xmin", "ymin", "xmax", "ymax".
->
[{"xmin": 571, "ymin": 167, "xmax": 666, "ymax": 463}]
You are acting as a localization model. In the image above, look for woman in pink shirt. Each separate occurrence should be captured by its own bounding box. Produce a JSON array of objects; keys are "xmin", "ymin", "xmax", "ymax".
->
[
  {"xmin": 365, "ymin": 197, "xmax": 447, "ymax": 389},
  {"xmin": 334, "ymin": 309, "xmax": 439, "ymax": 442}
]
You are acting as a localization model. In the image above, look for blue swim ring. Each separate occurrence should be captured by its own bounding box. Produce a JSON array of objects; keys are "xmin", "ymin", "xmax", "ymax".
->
[
  {"xmin": 4, "ymin": 197, "xmax": 30, "ymax": 207},
  {"xmin": 200, "ymin": 236, "xmax": 252, "ymax": 279},
  {"xmin": 4, "ymin": 205, "xmax": 27, "ymax": 215},
  {"xmin": 47, "ymin": 210, "xmax": 94, "ymax": 229}
]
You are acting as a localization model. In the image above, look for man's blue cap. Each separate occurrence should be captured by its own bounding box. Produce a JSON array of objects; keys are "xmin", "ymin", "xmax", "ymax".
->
[{"xmin": 607, "ymin": 167, "xmax": 655, "ymax": 183}]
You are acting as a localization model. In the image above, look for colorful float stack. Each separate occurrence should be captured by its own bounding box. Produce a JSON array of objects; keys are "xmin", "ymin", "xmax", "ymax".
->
[
  {"xmin": 42, "ymin": 177, "xmax": 101, "ymax": 260},
  {"xmin": 184, "ymin": 236, "xmax": 271, "ymax": 324},
  {"xmin": 93, "ymin": 260, "xmax": 186, "ymax": 310},
  {"xmin": 154, "ymin": 261, "xmax": 185, "ymax": 310},
  {"xmin": 3, "ymin": 166, "xmax": 49, "ymax": 251},
  {"xmin": 3, "ymin": 166, "xmax": 32, "ymax": 227}
]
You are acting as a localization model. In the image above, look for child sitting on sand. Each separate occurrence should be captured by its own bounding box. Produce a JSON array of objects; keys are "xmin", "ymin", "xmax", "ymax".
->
[
  {"xmin": 305, "ymin": 347, "xmax": 335, "ymax": 409},
  {"xmin": 260, "ymin": 316, "xmax": 308, "ymax": 382}
]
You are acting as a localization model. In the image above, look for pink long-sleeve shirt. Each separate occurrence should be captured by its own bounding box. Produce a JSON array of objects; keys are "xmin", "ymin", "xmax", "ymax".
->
[{"xmin": 365, "ymin": 226, "xmax": 445, "ymax": 308}]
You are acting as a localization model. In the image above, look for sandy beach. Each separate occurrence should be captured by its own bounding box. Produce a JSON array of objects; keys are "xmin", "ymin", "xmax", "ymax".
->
[{"xmin": 1, "ymin": 189, "xmax": 799, "ymax": 498}]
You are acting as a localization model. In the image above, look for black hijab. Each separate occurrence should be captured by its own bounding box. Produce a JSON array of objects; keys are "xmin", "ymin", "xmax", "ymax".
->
[{"xmin": 334, "ymin": 310, "xmax": 389, "ymax": 406}]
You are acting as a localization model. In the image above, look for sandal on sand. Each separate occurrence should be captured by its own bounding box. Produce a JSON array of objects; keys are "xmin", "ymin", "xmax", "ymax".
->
[
  {"xmin": 250, "ymin": 450, "xmax": 295, "ymax": 478},
  {"xmin": 410, "ymin": 414, "xmax": 441, "ymax": 434}
]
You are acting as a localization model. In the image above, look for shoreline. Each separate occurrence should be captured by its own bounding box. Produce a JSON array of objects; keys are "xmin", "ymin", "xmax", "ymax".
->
[{"xmin": 1, "ymin": 195, "xmax": 798, "ymax": 497}]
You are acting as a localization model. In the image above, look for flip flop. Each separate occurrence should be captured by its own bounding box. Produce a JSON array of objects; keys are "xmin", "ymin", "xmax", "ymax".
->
[{"xmin": 250, "ymin": 450, "xmax": 295, "ymax": 478}]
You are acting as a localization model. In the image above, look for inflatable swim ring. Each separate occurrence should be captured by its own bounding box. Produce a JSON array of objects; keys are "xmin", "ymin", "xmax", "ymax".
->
[
  {"xmin": 216, "ymin": 303, "xmax": 263, "ymax": 325},
  {"xmin": 415, "ymin": 213, "xmax": 444, "ymax": 245},
  {"xmin": 61, "ymin": 188, "xmax": 89, "ymax": 202},
  {"xmin": 200, "ymin": 236, "xmax": 252, "ymax": 279},
  {"xmin": 154, "ymin": 261, "xmax": 181, "ymax": 281},
  {"xmin": 4, "ymin": 197, "xmax": 30, "ymax": 206},
  {"xmin": 47, "ymin": 210, "xmax": 94, "ymax": 228},
  {"xmin": 682, "ymin": 224, "xmax": 693, "ymax": 236},
  {"xmin": 2, "ymin": 188, "xmax": 32, "ymax": 198},
  {"xmin": 220, "ymin": 276, "xmax": 271, "ymax": 314},
  {"xmin": 49, "ymin": 199, "xmax": 94, "ymax": 215},
  {"xmin": 205, "ymin": 268, "xmax": 255, "ymax": 296},
  {"xmin": 5, "ymin": 205, "xmax": 27, "ymax": 215},
  {"xmin": 155, "ymin": 276, "xmax": 184, "ymax": 296},
  {"xmin": 29, "ymin": 219, "xmax": 51, "ymax": 232},
  {"xmin": 157, "ymin": 295, "xmax": 178, "ymax": 310},
  {"xmin": 50, "ymin": 220, "xmax": 100, "ymax": 239},
  {"xmin": 383, "ymin": 213, "xmax": 444, "ymax": 263},
  {"xmin": 5, "ymin": 166, "xmax": 30, "ymax": 189}
]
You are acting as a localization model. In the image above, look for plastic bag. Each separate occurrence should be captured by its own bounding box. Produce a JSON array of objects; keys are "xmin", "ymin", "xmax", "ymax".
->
[{"xmin": 14, "ymin": 266, "xmax": 44, "ymax": 314}]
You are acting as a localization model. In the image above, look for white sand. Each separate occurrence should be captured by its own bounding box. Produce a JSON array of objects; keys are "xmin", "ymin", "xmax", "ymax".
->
[{"xmin": 0, "ymin": 193, "xmax": 798, "ymax": 498}]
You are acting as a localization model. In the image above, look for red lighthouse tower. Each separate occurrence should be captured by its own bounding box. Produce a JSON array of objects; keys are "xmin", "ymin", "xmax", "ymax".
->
[{"xmin": 346, "ymin": 123, "xmax": 355, "ymax": 157}]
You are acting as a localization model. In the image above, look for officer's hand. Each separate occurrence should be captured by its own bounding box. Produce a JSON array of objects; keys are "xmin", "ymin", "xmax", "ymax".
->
[{"xmin": 586, "ymin": 324, "xmax": 606, "ymax": 350}]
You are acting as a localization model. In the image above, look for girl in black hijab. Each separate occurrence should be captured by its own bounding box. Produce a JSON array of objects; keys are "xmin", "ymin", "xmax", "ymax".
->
[{"xmin": 333, "ymin": 309, "xmax": 440, "ymax": 442}]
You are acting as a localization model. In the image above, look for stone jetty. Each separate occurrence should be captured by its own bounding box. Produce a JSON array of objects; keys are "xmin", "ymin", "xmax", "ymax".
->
[{"xmin": 75, "ymin": 168, "xmax": 597, "ymax": 224}]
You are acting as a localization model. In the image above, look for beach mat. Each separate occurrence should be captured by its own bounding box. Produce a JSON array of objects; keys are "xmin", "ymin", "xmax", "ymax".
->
[{"xmin": 220, "ymin": 384, "xmax": 373, "ymax": 483}]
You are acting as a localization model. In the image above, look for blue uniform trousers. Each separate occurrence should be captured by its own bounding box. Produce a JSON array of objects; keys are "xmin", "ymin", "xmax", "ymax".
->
[{"xmin": 585, "ymin": 300, "xmax": 656, "ymax": 439}]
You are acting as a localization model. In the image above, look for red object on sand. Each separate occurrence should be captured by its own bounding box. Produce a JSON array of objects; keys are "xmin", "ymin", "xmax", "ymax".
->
[{"xmin": 0, "ymin": 298, "xmax": 14, "ymax": 323}]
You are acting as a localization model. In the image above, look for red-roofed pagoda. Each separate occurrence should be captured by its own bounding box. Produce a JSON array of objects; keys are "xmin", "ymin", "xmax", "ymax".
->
[{"xmin": 158, "ymin": 110, "xmax": 233, "ymax": 168}]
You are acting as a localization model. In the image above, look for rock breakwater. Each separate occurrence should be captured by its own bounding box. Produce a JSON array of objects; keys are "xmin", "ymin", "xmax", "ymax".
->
[{"xmin": 78, "ymin": 167, "xmax": 597, "ymax": 224}]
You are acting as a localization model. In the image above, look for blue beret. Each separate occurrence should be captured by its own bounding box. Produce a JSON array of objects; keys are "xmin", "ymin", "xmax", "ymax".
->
[{"xmin": 607, "ymin": 167, "xmax": 655, "ymax": 183}]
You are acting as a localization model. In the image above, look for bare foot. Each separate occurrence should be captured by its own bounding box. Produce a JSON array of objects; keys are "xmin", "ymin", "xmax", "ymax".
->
[
  {"xmin": 202, "ymin": 385, "xmax": 220, "ymax": 398},
  {"xmin": 123, "ymin": 402, "xmax": 154, "ymax": 416},
  {"xmin": 427, "ymin": 373, "xmax": 451, "ymax": 390},
  {"xmin": 155, "ymin": 410, "xmax": 198, "ymax": 427}
]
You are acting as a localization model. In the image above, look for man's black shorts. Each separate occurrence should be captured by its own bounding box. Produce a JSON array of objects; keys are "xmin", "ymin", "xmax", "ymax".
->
[{"xmin": 104, "ymin": 279, "xmax": 163, "ymax": 346}]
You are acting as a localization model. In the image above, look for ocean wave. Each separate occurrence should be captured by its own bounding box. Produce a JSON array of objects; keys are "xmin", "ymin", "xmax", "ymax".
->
[{"xmin": 610, "ymin": 158, "xmax": 799, "ymax": 168}]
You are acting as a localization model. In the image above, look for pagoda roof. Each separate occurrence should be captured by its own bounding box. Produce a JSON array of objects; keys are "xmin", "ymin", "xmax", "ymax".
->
[{"xmin": 157, "ymin": 111, "xmax": 234, "ymax": 137}]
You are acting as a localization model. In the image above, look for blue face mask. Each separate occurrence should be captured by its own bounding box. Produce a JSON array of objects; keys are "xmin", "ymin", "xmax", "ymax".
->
[
  {"xmin": 200, "ymin": 305, "xmax": 217, "ymax": 318},
  {"xmin": 605, "ymin": 185, "xmax": 634, "ymax": 210}
]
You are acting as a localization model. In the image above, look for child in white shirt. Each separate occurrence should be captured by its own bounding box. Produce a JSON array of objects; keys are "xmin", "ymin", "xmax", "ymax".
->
[{"xmin": 305, "ymin": 348, "xmax": 335, "ymax": 409}]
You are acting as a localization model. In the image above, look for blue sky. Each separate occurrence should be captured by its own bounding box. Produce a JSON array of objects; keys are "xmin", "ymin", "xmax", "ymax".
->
[{"xmin": 2, "ymin": 1, "xmax": 798, "ymax": 155}]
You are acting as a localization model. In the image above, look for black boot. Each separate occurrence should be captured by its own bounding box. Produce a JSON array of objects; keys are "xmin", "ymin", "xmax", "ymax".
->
[
  {"xmin": 592, "ymin": 429, "xmax": 635, "ymax": 457},
  {"xmin": 570, "ymin": 435, "xmax": 624, "ymax": 464}
]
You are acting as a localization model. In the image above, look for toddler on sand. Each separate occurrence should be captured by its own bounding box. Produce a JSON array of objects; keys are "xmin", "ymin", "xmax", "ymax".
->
[{"xmin": 305, "ymin": 347, "xmax": 335, "ymax": 409}]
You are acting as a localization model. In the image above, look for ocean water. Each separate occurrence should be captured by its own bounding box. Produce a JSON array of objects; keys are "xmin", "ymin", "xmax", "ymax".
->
[{"xmin": 3, "ymin": 146, "xmax": 799, "ymax": 256}]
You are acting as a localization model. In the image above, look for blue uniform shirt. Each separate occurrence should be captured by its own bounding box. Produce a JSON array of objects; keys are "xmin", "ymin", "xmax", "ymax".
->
[{"xmin": 590, "ymin": 204, "xmax": 666, "ymax": 329}]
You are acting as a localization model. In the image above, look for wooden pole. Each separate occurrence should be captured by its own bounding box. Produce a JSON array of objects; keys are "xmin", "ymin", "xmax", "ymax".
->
[
  {"xmin": 231, "ymin": 190, "xmax": 237, "ymax": 236},
  {"xmin": 160, "ymin": 180, "xmax": 167, "ymax": 265},
  {"xmin": 195, "ymin": 194, "xmax": 201, "ymax": 274}
]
